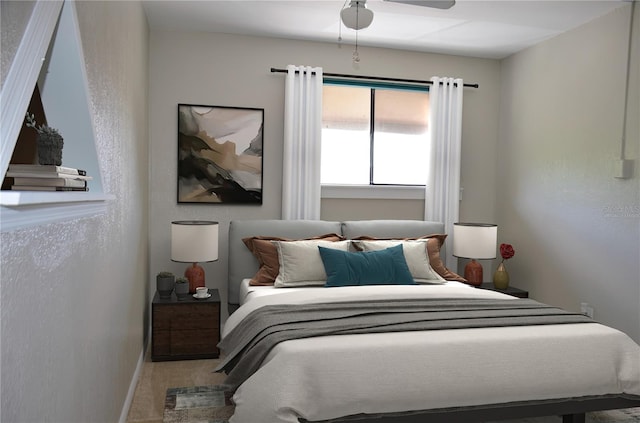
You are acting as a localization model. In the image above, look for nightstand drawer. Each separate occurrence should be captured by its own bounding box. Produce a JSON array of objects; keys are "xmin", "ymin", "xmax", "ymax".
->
[
  {"xmin": 152, "ymin": 328, "xmax": 217, "ymax": 356},
  {"xmin": 152, "ymin": 304, "xmax": 219, "ymax": 330}
]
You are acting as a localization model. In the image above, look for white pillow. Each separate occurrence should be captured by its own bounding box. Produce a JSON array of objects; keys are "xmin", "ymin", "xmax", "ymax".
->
[
  {"xmin": 274, "ymin": 240, "xmax": 351, "ymax": 287},
  {"xmin": 354, "ymin": 240, "xmax": 445, "ymax": 283}
]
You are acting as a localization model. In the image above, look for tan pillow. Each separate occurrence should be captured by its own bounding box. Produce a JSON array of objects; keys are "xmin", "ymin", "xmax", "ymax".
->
[
  {"xmin": 242, "ymin": 233, "xmax": 345, "ymax": 285},
  {"xmin": 274, "ymin": 240, "xmax": 351, "ymax": 287},
  {"xmin": 353, "ymin": 234, "xmax": 467, "ymax": 283}
]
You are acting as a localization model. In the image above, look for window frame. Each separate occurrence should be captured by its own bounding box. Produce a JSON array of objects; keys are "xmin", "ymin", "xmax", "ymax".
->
[{"xmin": 321, "ymin": 184, "xmax": 425, "ymax": 200}]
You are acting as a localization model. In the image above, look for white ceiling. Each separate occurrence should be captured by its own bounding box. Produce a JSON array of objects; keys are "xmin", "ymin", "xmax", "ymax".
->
[{"xmin": 142, "ymin": 0, "xmax": 627, "ymax": 59}]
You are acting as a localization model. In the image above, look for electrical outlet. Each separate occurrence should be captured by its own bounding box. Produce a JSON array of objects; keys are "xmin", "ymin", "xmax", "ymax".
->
[{"xmin": 580, "ymin": 302, "xmax": 594, "ymax": 319}]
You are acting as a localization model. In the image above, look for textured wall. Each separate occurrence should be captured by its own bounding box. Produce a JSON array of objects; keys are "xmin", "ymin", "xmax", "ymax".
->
[
  {"xmin": 498, "ymin": 4, "xmax": 640, "ymax": 342},
  {"xmin": 0, "ymin": 1, "xmax": 35, "ymax": 91},
  {"xmin": 0, "ymin": 1, "xmax": 149, "ymax": 422},
  {"xmin": 148, "ymin": 31, "xmax": 501, "ymax": 320}
]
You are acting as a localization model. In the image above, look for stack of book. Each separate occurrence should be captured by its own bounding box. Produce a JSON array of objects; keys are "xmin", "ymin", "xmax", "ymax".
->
[{"xmin": 6, "ymin": 164, "xmax": 92, "ymax": 192}]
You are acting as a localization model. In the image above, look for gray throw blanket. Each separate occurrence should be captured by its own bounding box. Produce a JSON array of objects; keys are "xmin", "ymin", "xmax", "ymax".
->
[{"xmin": 215, "ymin": 298, "xmax": 593, "ymax": 390}]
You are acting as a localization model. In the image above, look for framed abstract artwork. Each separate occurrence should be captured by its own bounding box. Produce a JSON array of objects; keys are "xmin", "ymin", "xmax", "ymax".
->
[{"xmin": 177, "ymin": 104, "xmax": 263, "ymax": 204}]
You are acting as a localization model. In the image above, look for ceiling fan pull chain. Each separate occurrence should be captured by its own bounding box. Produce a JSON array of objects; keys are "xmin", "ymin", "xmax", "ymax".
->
[{"xmin": 353, "ymin": 2, "xmax": 361, "ymax": 63}]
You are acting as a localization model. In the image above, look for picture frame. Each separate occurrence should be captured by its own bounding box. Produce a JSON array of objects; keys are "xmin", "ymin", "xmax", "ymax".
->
[{"xmin": 177, "ymin": 104, "xmax": 263, "ymax": 204}]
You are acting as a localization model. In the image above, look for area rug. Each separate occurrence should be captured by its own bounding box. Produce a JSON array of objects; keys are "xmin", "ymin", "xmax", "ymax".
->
[
  {"xmin": 163, "ymin": 385, "xmax": 234, "ymax": 423},
  {"xmin": 163, "ymin": 385, "xmax": 640, "ymax": 423}
]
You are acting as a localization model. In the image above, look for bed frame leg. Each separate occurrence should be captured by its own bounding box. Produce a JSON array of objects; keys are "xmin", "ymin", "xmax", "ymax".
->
[{"xmin": 562, "ymin": 413, "xmax": 585, "ymax": 423}]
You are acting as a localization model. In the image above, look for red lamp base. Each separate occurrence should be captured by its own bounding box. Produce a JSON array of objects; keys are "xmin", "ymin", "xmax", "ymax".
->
[
  {"xmin": 464, "ymin": 259, "xmax": 483, "ymax": 286},
  {"xmin": 184, "ymin": 262, "xmax": 205, "ymax": 294}
]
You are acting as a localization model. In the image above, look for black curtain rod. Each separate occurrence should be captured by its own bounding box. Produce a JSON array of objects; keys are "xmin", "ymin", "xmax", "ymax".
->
[{"xmin": 270, "ymin": 67, "xmax": 479, "ymax": 89}]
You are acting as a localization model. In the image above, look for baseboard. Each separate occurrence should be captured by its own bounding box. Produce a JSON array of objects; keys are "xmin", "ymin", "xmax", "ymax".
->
[{"xmin": 118, "ymin": 342, "xmax": 147, "ymax": 423}]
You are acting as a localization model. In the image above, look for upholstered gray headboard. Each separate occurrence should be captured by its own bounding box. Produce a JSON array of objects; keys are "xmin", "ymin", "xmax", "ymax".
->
[{"xmin": 227, "ymin": 219, "xmax": 445, "ymax": 313}]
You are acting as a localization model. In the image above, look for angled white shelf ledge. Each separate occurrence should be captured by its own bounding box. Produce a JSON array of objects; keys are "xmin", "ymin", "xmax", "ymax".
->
[
  {"xmin": 0, "ymin": 191, "xmax": 113, "ymax": 206},
  {"xmin": 0, "ymin": 192, "xmax": 115, "ymax": 232}
]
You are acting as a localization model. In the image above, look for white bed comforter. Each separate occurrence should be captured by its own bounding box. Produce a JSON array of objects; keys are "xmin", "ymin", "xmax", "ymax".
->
[{"xmin": 222, "ymin": 284, "xmax": 640, "ymax": 423}]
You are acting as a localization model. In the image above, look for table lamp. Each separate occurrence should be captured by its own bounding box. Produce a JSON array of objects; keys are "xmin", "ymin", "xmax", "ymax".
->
[
  {"xmin": 452, "ymin": 223, "xmax": 497, "ymax": 286},
  {"xmin": 171, "ymin": 221, "xmax": 219, "ymax": 294}
]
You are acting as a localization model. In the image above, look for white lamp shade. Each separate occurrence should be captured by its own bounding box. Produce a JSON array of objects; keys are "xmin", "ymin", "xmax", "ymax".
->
[
  {"xmin": 341, "ymin": 1, "xmax": 374, "ymax": 30},
  {"xmin": 171, "ymin": 221, "xmax": 219, "ymax": 263},
  {"xmin": 452, "ymin": 223, "xmax": 497, "ymax": 259}
]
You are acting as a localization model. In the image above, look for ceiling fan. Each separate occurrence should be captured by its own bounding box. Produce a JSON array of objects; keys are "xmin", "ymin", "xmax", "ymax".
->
[{"xmin": 341, "ymin": 0, "xmax": 456, "ymax": 30}]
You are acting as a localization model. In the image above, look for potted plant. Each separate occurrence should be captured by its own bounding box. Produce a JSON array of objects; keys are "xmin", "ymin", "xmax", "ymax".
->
[
  {"xmin": 25, "ymin": 112, "xmax": 64, "ymax": 166},
  {"xmin": 174, "ymin": 277, "xmax": 190, "ymax": 301},
  {"xmin": 156, "ymin": 271, "xmax": 175, "ymax": 299}
]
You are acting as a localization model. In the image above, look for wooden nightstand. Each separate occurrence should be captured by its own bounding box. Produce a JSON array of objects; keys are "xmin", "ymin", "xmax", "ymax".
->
[
  {"xmin": 152, "ymin": 288, "xmax": 220, "ymax": 361},
  {"xmin": 479, "ymin": 283, "xmax": 529, "ymax": 298}
]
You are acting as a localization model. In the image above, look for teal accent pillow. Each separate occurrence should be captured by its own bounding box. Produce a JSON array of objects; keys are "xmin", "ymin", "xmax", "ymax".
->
[{"xmin": 318, "ymin": 244, "xmax": 416, "ymax": 287}]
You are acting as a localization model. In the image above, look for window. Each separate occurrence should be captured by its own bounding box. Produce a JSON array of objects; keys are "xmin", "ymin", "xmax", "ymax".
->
[{"xmin": 321, "ymin": 82, "xmax": 429, "ymax": 186}]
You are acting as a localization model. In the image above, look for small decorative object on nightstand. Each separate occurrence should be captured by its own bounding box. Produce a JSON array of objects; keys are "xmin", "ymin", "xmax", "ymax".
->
[
  {"xmin": 493, "ymin": 263, "xmax": 509, "ymax": 289},
  {"xmin": 174, "ymin": 277, "xmax": 189, "ymax": 301},
  {"xmin": 156, "ymin": 271, "xmax": 175, "ymax": 299},
  {"xmin": 152, "ymin": 288, "xmax": 220, "ymax": 361},
  {"xmin": 493, "ymin": 243, "xmax": 515, "ymax": 289}
]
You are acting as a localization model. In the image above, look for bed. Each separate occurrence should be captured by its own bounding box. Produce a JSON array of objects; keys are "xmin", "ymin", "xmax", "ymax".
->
[{"xmin": 218, "ymin": 219, "xmax": 640, "ymax": 423}]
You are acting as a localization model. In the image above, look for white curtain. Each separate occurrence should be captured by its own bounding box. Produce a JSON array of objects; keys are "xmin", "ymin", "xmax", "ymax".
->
[
  {"xmin": 425, "ymin": 76, "xmax": 464, "ymax": 269},
  {"xmin": 282, "ymin": 64, "xmax": 323, "ymax": 220}
]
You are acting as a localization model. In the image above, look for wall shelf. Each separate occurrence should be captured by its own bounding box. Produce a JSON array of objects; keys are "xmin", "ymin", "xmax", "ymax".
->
[
  {"xmin": 0, "ymin": 191, "xmax": 113, "ymax": 206},
  {"xmin": 0, "ymin": 192, "xmax": 114, "ymax": 232},
  {"xmin": 1, "ymin": 1, "xmax": 110, "ymax": 232}
]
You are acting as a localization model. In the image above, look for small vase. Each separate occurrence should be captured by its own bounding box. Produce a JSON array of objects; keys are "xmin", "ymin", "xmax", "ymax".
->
[
  {"xmin": 493, "ymin": 262, "xmax": 510, "ymax": 290},
  {"xmin": 156, "ymin": 275, "xmax": 175, "ymax": 299},
  {"xmin": 174, "ymin": 283, "xmax": 190, "ymax": 301}
]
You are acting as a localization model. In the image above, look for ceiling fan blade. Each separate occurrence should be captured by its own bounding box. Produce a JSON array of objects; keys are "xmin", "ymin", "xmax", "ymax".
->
[{"xmin": 384, "ymin": 0, "xmax": 456, "ymax": 9}]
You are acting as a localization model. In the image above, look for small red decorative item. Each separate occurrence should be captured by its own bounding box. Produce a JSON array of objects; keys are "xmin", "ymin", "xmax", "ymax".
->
[
  {"xmin": 499, "ymin": 243, "xmax": 515, "ymax": 261},
  {"xmin": 185, "ymin": 262, "xmax": 206, "ymax": 294},
  {"xmin": 464, "ymin": 260, "xmax": 483, "ymax": 286}
]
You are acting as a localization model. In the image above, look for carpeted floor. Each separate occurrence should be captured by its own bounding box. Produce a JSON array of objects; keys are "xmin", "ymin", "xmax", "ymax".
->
[
  {"xmin": 162, "ymin": 385, "xmax": 640, "ymax": 423},
  {"xmin": 126, "ymin": 353, "xmax": 226, "ymax": 423}
]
